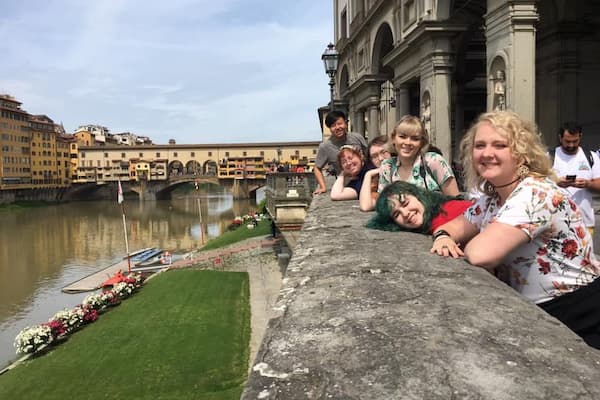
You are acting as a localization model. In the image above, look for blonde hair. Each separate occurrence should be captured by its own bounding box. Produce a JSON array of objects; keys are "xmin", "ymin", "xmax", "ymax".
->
[
  {"xmin": 391, "ymin": 115, "xmax": 430, "ymax": 153},
  {"xmin": 459, "ymin": 111, "xmax": 555, "ymax": 192}
]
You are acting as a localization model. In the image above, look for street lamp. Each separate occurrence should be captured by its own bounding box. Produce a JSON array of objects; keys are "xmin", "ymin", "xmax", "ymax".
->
[{"xmin": 321, "ymin": 42, "xmax": 339, "ymax": 111}]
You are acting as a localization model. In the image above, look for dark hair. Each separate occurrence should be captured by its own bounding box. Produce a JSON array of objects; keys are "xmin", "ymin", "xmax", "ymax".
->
[
  {"xmin": 366, "ymin": 181, "xmax": 453, "ymax": 233},
  {"xmin": 325, "ymin": 110, "xmax": 347, "ymax": 128},
  {"xmin": 559, "ymin": 122, "xmax": 582, "ymax": 137}
]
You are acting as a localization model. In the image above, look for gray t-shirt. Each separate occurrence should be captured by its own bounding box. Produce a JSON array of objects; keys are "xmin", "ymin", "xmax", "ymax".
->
[{"xmin": 315, "ymin": 132, "xmax": 367, "ymax": 173}]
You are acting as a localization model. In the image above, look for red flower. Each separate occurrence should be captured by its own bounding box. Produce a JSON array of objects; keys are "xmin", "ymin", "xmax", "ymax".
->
[
  {"xmin": 474, "ymin": 205, "xmax": 481, "ymax": 216},
  {"xmin": 568, "ymin": 199, "xmax": 577, "ymax": 211},
  {"xmin": 537, "ymin": 258, "xmax": 551, "ymax": 274},
  {"xmin": 561, "ymin": 239, "xmax": 578, "ymax": 259},
  {"xmin": 552, "ymin": 281, "xmax": 569, "ymax": 292},
  {"xmin": 575, "ymin": 226, "xmax": 587, "ymax": 239},
  {"xmin": 551, "ymin": 193, "xmax": 564, "ymax": 208},
  {"xmin": 536, "ymin": 247, "xmax": 548, "ymax": 256}
]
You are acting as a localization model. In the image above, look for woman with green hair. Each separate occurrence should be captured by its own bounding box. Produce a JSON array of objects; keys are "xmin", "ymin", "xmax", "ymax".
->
[{"xmin": 366, "ymin": 181, "xmax": 472, "ymax": 234}]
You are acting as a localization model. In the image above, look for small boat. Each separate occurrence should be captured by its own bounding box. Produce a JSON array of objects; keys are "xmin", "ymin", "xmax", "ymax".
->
[
  {"xmin": 131, "ymin": 248, "xmax": 162, "ymax": 263},
  {"xmin": 134, "ymin": 251, "xmax": 183, "ymax": 268}
]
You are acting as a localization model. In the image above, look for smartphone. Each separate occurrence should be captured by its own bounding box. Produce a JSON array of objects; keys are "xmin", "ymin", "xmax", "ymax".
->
[{"xmin": 566, "ymin": 175, "xmax": 576, "ymax": 181}]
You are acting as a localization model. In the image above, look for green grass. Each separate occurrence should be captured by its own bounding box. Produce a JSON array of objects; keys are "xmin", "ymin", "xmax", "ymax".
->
[
  {"xmin": 0, "ymin": 270, "xmax": 251, "ymax": 400},
  {"xmin": 201, "ymin": 219, "xmax": 271, "ymax": 251}
]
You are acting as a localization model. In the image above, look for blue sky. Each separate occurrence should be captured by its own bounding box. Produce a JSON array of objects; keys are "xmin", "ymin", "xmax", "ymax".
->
[{"xmin": 0, "ymin": 1, "xmax": 333, "ymax": 144}]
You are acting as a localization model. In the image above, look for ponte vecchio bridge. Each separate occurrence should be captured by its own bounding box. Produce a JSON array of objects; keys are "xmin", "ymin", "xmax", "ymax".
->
[{"xmin": 72, "ymin": 141, "xmax": 320, "ymax": 200}]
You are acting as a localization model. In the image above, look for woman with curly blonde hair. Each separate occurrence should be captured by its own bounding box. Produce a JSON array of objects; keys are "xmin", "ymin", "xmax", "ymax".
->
[{"xmin": 431, "ymin": 110, "xmax": 600, "ymax": 349}]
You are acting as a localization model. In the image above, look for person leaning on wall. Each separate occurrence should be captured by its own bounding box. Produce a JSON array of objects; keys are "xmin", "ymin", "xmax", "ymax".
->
[
  {"xmin": 429, "ymin": 110, "xmax": 600, "ymax": 349},
  {"xmin": 313, "ymin": 110, "xmax": 367, "ymax": 195}
]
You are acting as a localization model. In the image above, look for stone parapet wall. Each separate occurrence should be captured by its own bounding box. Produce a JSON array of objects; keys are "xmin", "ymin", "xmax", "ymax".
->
[{"xmin": 243, "ymin": 195, "xmax": 600, "ymax": 399}]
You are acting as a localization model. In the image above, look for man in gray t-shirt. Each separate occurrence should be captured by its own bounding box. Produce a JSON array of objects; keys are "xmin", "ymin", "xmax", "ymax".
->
[{"xmin": 314, "ymin": 110, "xmax": 367, "ymax": 194}]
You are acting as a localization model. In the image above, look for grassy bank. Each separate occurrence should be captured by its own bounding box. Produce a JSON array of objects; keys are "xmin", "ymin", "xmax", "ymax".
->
[
  {"xmin": 0, "ymin": 270, "xmax": 251, "ymax": 400},
  {"xmin": 201, "ymin": 219, "xmax": 271, "ymax": 251}
]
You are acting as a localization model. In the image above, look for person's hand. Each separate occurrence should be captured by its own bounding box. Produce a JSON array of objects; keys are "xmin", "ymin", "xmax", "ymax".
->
[
  {"xmin": 573, "ymin": 178, "xmax": 589, "ymax": 189},
  {"xmin": 313, "ymin": 187, "xmax": 327, "ymax": 195},
  {"xmin": 557, "ymin": 176, "xmax": 575, "ymax": 188},
  {"xmin": 430, "ymin": 236, "xmax": 464, "ymax": 258},
  {"xmin": 365, "ymin": 168, "xmax": 380, "ymax": 178}
]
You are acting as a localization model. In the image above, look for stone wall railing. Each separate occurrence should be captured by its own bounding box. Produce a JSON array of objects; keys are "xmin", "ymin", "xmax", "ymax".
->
[
  {"xmin": 265, "ymin": 173, "xmax": 316, "ymax": 230},
  {"xmin": 243, "ymin": 195, "xmax": 600, "ymax": 399}
]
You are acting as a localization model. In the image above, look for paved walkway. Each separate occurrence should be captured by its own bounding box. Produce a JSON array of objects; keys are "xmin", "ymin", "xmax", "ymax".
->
[{"xmin": 168, "ymin": 236, "xmax": 280, "ymax": 270}]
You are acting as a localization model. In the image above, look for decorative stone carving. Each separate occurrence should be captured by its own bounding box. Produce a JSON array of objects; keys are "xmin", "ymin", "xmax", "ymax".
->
[
  {"xmin": 493, "ymin": 70, "xmax": 506, "ymax": 111},
  {"xmin": 421, "ymin": 93, "xmax": 431, "ymax": 137}
]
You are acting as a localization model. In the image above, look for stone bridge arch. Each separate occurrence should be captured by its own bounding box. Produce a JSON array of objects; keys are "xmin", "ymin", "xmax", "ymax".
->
[
  {"xmin": 168, "ymin": 160, "xmax": 184, "ymax": 176},
  {"xmin": 203, "ymin": 160, "xmax": 218, "ymax": 175},
  {"xmin": 185, "ymin": 160, "xmax": 202, "ymax": 174}
]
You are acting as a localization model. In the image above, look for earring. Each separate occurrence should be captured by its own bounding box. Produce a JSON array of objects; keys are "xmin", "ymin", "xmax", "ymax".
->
[
  {"xmin": 517, "ymin": 164, "xmax": 530, "ymax": 179},
  {"xmin": 484, "ymin": 181, "xmax": 496, "ymax": 196}
]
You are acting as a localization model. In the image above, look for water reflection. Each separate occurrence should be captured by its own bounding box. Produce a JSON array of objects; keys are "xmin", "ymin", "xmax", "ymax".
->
[{"xmin": 0, "ymin": 192, "xmax": 256, "ymax": 367}]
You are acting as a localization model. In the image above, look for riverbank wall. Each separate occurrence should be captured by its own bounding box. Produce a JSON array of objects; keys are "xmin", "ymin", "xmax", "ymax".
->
[
  {"xmin": 243, "ymin": 195, "xmax": 600, "ymax": 399},
  {"xmin": 0, "ymin": 187, "xmax": 70, "ymax": 205}
]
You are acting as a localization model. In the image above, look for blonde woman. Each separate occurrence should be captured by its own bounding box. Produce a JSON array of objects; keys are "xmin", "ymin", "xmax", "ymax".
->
[
  {"xmin": 377, "ymin": 116, "xmax": 459, "ymax": 196},
  {"xmin": 431, "ymin": 110, "xmax": 600, "ymax": 349}
]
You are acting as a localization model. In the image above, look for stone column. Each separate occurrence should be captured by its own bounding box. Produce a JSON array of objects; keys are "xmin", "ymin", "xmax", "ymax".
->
[
  {"xmin": 420, "ymin": 37, "xmax": 454, "ymax": 160},
  {"xmin": 355, "ymin": 110, "xmax": 366, "ymax": 137},
  {"xmin": 395, "ymin": 86, "xmax": 410, "ymax": 122},
  {"xmin": 486, "ymin": 1, "xmax": 538, "ymax": 121},
  {"xmin": 367, "ymin": 105, "xmax": 379, "ymax": 139}
]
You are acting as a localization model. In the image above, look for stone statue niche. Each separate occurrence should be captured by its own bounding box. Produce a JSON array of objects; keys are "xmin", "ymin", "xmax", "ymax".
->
[
  {"xmin": 421, "ymin": 92, "xmax": 431, "ymax": 137},
  {"xmin": 492, "ymin": 69, "xmax": 506, "ymax": 111}
]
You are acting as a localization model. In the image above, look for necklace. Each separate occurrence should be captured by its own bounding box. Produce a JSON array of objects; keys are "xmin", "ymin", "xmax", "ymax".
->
[{"xmin": 492, "ymin": 176, "xmax": 521, "ymax": 189}]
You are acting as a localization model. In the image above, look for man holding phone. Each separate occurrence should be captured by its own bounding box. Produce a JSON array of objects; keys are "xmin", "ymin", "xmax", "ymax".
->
[{"xmin": 551, "ymin": 122, "xmax": 600, "ymax": 236}]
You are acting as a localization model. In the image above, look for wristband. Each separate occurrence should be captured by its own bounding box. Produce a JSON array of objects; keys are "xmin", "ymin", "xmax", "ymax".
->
[{"xmin": 432, "ymin": 229, "xmax": 451, "ymax": 242}]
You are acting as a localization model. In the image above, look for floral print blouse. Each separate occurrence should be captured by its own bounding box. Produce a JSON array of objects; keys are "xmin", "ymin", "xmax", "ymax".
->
[
  {"xmin": 378, "ymin": 152, "xmax": 455, "ymax": 193},
  {"xmin": 465, "ymin": 176, "xmax": 600, "ymax": 304}
]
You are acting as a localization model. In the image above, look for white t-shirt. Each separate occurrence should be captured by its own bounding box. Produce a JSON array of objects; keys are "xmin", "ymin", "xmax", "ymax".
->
[{"xmin": 552, "ymin": 147, "xmax": 600, "ymax": 227}]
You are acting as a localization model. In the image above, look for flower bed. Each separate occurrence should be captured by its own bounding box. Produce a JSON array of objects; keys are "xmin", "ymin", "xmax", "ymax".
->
[
  {"xmin": 227, "ymin": 212, "xmax": 266, "ymax": 231},
  {"xmin": 13, "ymin": 272, "xmax": 144, "ymax": 356}
]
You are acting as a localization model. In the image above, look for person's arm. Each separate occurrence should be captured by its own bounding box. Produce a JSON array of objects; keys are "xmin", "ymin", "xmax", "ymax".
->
[
  {"xmin": 313, "ymin": 165, "xmax": 327, "ymax": 194},
  {"xmin": 359, "ymin": 168, "xmax": 379, "ymax": 211},
  {"xmin": 425, "ymin": 153, "xmax": 460, "ymax": 196},
  {"xmin": 330, "ymin": 175, "xmax": 358, "ymax": 200},
  {"xmin": 462, "ymin": 222, "xmax": 529, "ymax": 271},
  {"xmin": 574, "ymin": 151, "xmax": 600, "ymax": 192},
  {"xmin": 430, "ymin": 215, "xmax": 478, "ymax": 258},
  {"xmin": 440, "ymin": 177, "xmax": 460, "ymax": 197}
]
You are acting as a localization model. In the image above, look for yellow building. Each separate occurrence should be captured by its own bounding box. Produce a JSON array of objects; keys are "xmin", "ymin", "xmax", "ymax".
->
[
  {"xmin": 0, "ymin": 95, "xmax": 31, "ymax": 189},
  {"xmin": 30, "ymin": 115, "xmax": 57, "ymax": 187},
  {"xmin": 56, "ymin": 132, "xmax": 74, "ymax": 186}
]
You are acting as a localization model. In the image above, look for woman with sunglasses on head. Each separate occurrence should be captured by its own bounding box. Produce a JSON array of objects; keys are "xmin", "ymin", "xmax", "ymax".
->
[
  {"xmin": 430, "ymin": 110, "xmax": 600, "ymax": 349},
  {"xmin": 370, "ymin": 116, "xmax": 459, "ymax": 211},
  {"xmin": 358, "ymin": 135, "xmax": 394, "ymax": 211},
  {"xmin": 366, "ymin": 181, "xmax": 472, "ymax": 233},
  {"xmin": 330, "ymin": 145, "xmax": 375, "ymax": 201}
]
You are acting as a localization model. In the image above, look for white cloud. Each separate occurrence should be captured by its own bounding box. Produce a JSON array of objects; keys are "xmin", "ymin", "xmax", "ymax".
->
[{"xmin": 0, "ymin": 0, "xmax": 333, "ymax": 144}]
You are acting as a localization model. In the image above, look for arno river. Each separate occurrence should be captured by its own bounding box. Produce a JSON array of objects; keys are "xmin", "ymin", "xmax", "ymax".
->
[{"xmin": 0, "ymin": 189, "xmax": 258, "ymax": 368}]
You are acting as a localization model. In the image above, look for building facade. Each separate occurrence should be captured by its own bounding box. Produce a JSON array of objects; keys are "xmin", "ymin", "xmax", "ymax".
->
[
  {"xmin": 332, "ymin": 0, "xmax": 600, "ymax": 161},
  {"xmin": 0, "ymin": 95, "xmax": 31, "ymax": 188}
]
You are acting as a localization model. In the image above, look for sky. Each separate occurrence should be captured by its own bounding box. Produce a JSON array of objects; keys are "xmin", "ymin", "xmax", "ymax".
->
[{"xmin": 0, "ymin": 0, "xmax": 333, "ymax": 144}]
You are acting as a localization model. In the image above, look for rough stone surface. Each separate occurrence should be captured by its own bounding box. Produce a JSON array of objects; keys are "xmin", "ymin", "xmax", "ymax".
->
[{"xmin": 242, "ymin": 195, "xmax": 600, "ymax": 399}]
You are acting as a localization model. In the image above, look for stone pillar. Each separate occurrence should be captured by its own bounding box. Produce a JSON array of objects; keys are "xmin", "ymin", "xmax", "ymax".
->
[
  {"xmin": 485, "ymin": 1, "xmax": 538, "ymax": 121},
  {"xmin": 367, "ymin": 105, "xmax": 379, "ymax": 140},
  {"xmin": 395, "ymin": 86, "xmax": 410, "ymax": 122},
  {"xmin": 420, "ymin": 37, "xmax": 454, "ymax": 160},
  {"xmin": 355, "ymin": 110, "xmax": 366, "ymax": 137}
]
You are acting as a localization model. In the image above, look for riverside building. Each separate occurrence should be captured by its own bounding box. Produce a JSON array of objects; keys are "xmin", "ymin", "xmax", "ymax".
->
[{"xmin": 330, "ymin": 0, "xmax": 600, "ymax": 161}]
